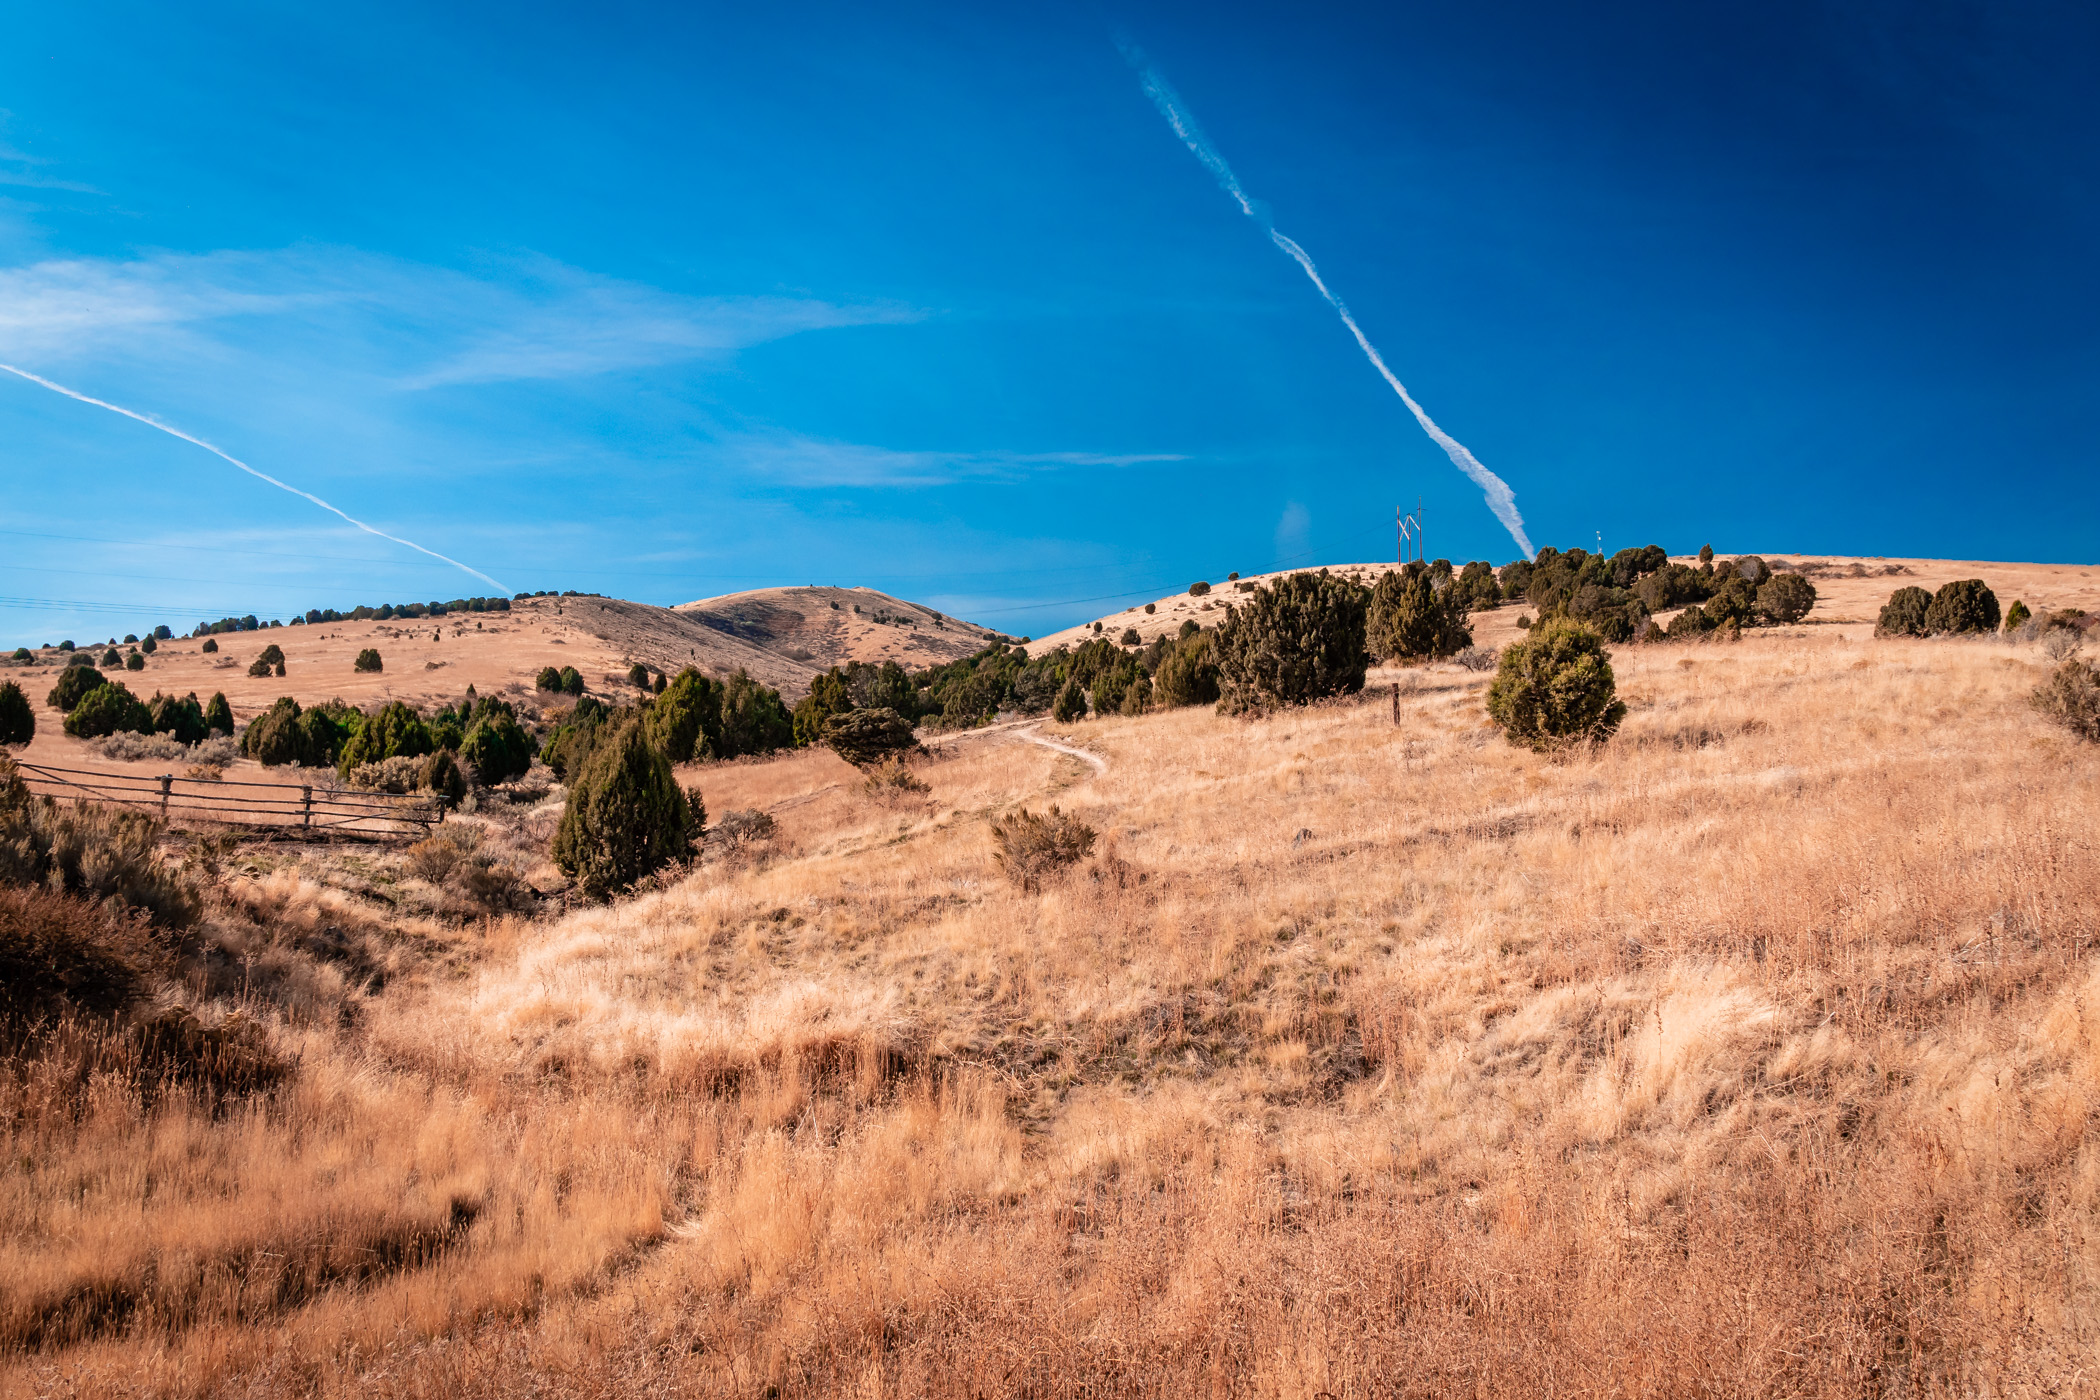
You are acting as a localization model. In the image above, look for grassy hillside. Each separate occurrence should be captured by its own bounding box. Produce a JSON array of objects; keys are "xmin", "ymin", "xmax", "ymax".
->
[{"xmin": 4, "ymin": 580, "xmax": 2099, "ymax": 1394}]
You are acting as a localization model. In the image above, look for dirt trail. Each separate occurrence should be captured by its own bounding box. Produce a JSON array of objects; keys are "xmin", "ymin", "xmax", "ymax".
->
[{"xmin": 1017, "ymin": 725, "xmax": 1107, "ymax": 776}]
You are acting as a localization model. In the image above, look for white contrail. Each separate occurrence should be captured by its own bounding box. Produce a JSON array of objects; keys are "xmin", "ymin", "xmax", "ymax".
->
[
  {"xmin": 0, "ymin": 362, "xmax": 510, "ymax": 593},
  {"xmin": 1119, "ymin": 43, "xmax": 1535, "ymax": 559}
]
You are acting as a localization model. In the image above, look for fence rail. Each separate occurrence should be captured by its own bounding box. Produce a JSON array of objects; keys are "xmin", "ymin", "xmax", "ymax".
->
[{"xmin": 14, "ymin": 762, "xmax": 445, "ymax": 839}]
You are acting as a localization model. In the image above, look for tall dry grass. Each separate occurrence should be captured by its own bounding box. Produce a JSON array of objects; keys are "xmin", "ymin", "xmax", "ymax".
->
[{"xmin": 6, "ymin": 632, "xmax": 2100, "ymax": 1396}]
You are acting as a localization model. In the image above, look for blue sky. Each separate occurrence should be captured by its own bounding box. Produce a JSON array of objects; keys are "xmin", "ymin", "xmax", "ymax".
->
[{"xmin": 2, "ymin": 0, "xmax": 2095, "ymax": 647}]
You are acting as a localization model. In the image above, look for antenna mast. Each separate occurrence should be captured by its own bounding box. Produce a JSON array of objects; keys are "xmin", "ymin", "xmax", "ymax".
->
[{"xmin": 1397, "ymin": 497, "xmax": 1424, "ymax": 566}]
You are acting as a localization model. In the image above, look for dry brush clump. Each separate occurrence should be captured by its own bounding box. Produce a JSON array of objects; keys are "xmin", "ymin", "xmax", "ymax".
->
[{"xmin": 6, "ymin": 630, "xmax": 2100, "ymax": 1396}]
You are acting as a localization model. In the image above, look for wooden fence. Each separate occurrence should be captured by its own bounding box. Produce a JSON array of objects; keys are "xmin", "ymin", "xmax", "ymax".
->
[{"xmin": 13, "ymin": 762, "xmax": 445, "ymax": 840}]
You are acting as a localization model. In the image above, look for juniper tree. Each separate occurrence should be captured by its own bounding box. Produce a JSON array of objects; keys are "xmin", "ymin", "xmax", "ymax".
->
[
  {"xmin": 1756, "ymin": 572, "xmax": 1818, "ymax": 625},
  {"xmin": 1484, "ymin": 618, "xmax": 1628, "ymax": 752},
  {"xmin": 552, "ymin": 715, "xmax": 694, "ymax": 899},
  {"xmin": 1924, "ymin": 579, "xmax": 2000, "ymax": 635},
  {"xmin": 204, "ymin": 692, "xmax": 235, "ymax": 737},
  {"xmin": 64, "ymin": 681, "xmax": 153, "ymax": 739},
  {"xmin": 1367, "ymin": 568, "xmax": 1472, "ymax": 662},
  {"xmin": 0, "ymin": 682, "xmax": 32, "ymax": 747},
  {"xmin": 47, "ymin": 666, "xmax": 107, "ymax": 713},
  {"xmin": 1876, "ymin": 586, "xmax": 1935, "ymax": 638},
  {"xmin": 1212, "ymin": 571, "xmax": 1369, "ymax": 713}
]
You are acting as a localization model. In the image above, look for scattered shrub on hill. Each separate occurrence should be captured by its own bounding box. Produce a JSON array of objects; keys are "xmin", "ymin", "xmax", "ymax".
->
[
  {"xmin": 1665, "ymin": 604, "xmax": 1716, "ymax": 639},
  {"xmin": 1757, "ymin": 572, "xmax": 1818, "ymax": 625},
  {"xmin": 535, "ymin": 665, "xmax": 563, "ymax": 691},
  {"xmin": 48, "ymin": 666, "xmax": 106, "ymax": 713},
  {"xmin": 1634, "ymin": 563, "xmax": 1713, "ymax": 613},
  {"xmin": 460, "ymin": 698, "xmax": 536, "ymax": 786},
  {"xmin": 823, "ymin": 707, "xmax": 920, "ymax": 767},
  {"xmin": 353, "ymin": 648, "xmax": 382, "ymax": 672},
  {"xmin": 241, "ymin": 697, "xmax": 306, "ymax": 766},
  {"xmin": 1119, "ymin": 626, "xmax": 1141, "ymax": 646},
  {"xmin": 1924, "ymin": 579, "xmax": 2000, "ymax": 636},
  {"xmin": 553, "ymin": 715, "xmax": 694, "ymax": 899},
  {"xmin": 1484, "ymin": 617, "xmax": 1628, "ymax": 753},
  {"xmin": 257, "ymin": 643, "xmax": 285, "ymax": 668},
  {"xmin": 247, "ymin": 656, "xmax": 273, "ymax": 677},
  {"xmin": 1213, "ymin": 571, "xmax": 1368, "ymax": 714},
  {"xmin": 2030, "ymin": 658, "xmax": 2100, "ymax": 743},
  {"xmin": 1876, "ymin": 586, "xmax": 1934, "ymax": 638},
  {"xmin": 336, "ymin": 700, "xmax": 434, "ymax": 778},
  {"xmin": 9, "ymin": 647, "xmax": 29, "ymax": 664},
  {"xmin": 139, "ymin": 636, "xmax": 156, "ymax": 655},
  {"xmin": 2003, "ymin": 599, "xmax": 2032, "ymax": 635},
  {"xmin": 203, "ymin": 691, "xmax": 234, "ymax": 737},
  {"xmin": 1454, "ymin": 645, "xmax": 1501, "ymax": 672},
  {"xmin": 1151, "ymin": 632, "xmax": 1221, "ymax": 709},
  {"xmin": 990, "ymin": 806, "xmax": 1096, "ymax": 892},
  {"xmin": 147, "ymin": 693, "xmax": 208, "ymax": 746},
  {"xmin": 1051, "ymin": 677, "xmax": 1087, "ymax": 722},
  {"xmin": 1367, "ymin": 567, "xmax": 1472, "ymax": 662},
  {"xmin": 1143, "ymin": 602, "xmax": 1156, "ymax": 615},
  {"xmin": 714, "ymin": 808, "xmax": 776, "ymax": 845},
  {"xmin": 99, "ymin": 648, "xmax": 121, "ymax": 668},
  {"xmin": 0, "ymin": 757, "xmax": 198, "ymax": 927},
  {"xmin": 201, "ymin": 638, "xmax": 218, "ymax": 653},
  {"xmin": 559, "ymin": 666, "xmax": 585, "ymax": 696},
  {"xmin": 65, "ymin": 681, "xmax": 152, "ymax": 740},
  {"xmin": 1188, "ymin": 581, "xmax": 1211, "ymax": 596},
  {"xmin": 124, "ymin": 652, "xmax": 145, "ymax": 672},
  {"xmin": 1698, "ymin": 543, "xmax": 1715, "ymax": 564},
  {"xmin": 628, "ymin": 662, "xmax": 651, "ymax": 689},
  {"xmin": 0, "ymin": 683, "xmax": 32, "ymax": 747}
]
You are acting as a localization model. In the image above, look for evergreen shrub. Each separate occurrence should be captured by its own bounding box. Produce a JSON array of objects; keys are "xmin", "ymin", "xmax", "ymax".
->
[
  {"xmin": 1484, "ymin": 618, "xmax": 1628, "ymax": 752},
  {"xmin": 1876, "ymin": 587, "xmax": 1934, "ymax": 638},
  {"xmin": 1756, "ymin": 573, "xmax": 1818, "ymax": 625},
  {"xmin": 64, "ymin": 682, "xmax": 152, "ymax": 739},
  {"xmin": 1367, "ymin": 569, "xmax": 1471, "ymax": 661},
  {"xmin": 822, "ymin": 707, "xmax": 919, "ymax": 767},
  {"xmin": 202, "ymin": 639, "xmax": 218, "ymax": 654},
  {"xmin": 0, "ymin": 683, "xmax": 32, "ymax": 746},
  {"xmin": 353, "ymin": 648, "xmax": 383, "ymax": 673},
  {"xmin": 552, "ymin": 716, "xmax": 694, "ymax": 899},
  {"xmin": 203, "ymin": 692, "xmax": 234, "ymax": 737},
  {"xmin": 1213, "ymin": 571, "xmax": 1368, "ymax": 713},
  {"xmin": 1924, "ymin": 579, "xmax": 2000, "ymax": 636}
]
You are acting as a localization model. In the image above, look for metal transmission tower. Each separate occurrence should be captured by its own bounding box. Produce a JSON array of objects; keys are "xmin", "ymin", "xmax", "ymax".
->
[{"xmin": 1397, "ymin": 497, "xmax": 1424, "ymax": 566}]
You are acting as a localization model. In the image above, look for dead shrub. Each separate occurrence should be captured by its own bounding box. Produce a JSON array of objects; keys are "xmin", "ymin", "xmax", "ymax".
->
[
  {"xmin": 2031, "ymin": 658, "xmax": 2100, "ymax": 742},
  {"xmin": 0, "ymin": 758, "xmax": 198, "ymax": 928},
  {"xmin": 861, "ymin": 757, "xmax": 930, "ymax": 798},
  {"xmin": 714, "ymin": 808, "xmax": 777, "ymax": 845},
  {"xmin": 0, "ymin": 885, "xmax": 156, "ymax": 1031},
  {"xmin": 990, "ymin": 805, "xmax": 1097, "ymax": 891}
]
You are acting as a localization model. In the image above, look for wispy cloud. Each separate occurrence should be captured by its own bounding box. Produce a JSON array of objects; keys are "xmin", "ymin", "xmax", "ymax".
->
[
  {"xmin": 0, "ymin": 246, "xmax": 918, "ymax": 385},
  {"xmin": 0, "ymin": 130, "xmax": 103, "ymax": 196},
  {"xmin": 716, "ymin": 433, "xmax": 1186, "ymax": 487}
]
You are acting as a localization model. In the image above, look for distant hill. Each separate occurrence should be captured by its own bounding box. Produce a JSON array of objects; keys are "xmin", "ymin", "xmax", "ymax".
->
[{"xmin": 11, "ymin": 585, "xmax": 1000, "ymax": 740}]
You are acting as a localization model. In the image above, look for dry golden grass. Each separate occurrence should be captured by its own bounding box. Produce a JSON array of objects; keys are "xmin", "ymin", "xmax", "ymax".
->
[{"xmin": 7, "ymin": 626, "xmax": 2100, "ymax": 1396}]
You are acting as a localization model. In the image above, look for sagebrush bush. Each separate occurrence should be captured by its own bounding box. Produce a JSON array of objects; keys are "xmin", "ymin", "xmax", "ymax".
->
[
  {"xmin": 553, "ymin": 716, "xmax": 694, "ymax": 899},
  {"xmin": 47, "ymin": 665, "xmax": 107, "ymax": 713},
  {"xmin": 0, "ymin": 682, "xmax": 32, "ymax": 747},
  {"xmin": 1925, "ymin": 579, "xmax": 2000, "ymax": 636},
  {"xmin": 2030, "ymin": 659, "xmax": 2100, "ymax": 742},
  {"xmin": 353, "ymin": 648, "xmax": 383, "ymax": 673},
  {"xmin": 1484, "ymin": 617, "xmax": 1628, "ymax": 752},
  {"xmin": 0, "ymin": 756, "xmax": 198, "ymax": 927},
  {"xmin": 990, "ymin": 806, "xmax": 1096, "ymax": 891},
  {"xmin": 64, "ymin": 681, "xmax": 152, "ymax": 740},
  {"xmin": 714, "ymin": 807, "xmax": 777, "ymax": 845},
  {"xmin": 824, "ymin": 707, "xmax": 920, "ymax": 767},
  {"xmin": 1876, "ymin": 586, "xmax": 1934, "ymax": 638},
  {"xmin": 861, "ymin": 757, "xmax": 929, "ymax": 797},
  {"xmin": 0, "ymin": 884, "xmax": 153, "ymax": 1031},
  {"xmin": 1213, "ymin": 571, "xmax": 1368, "ymax": 713}
]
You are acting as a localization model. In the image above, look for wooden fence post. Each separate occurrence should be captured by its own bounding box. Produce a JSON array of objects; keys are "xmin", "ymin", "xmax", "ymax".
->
[
  {"xmin": 1391, "ymin": 683, "xmax": 1400, "ymax": 727},
  {"xmin": 302, "ymin": 786, "xmax": 313, "ymax": 830},
  {"xmin": 158, "ymin": 774, "xmax": 172, "ymax": 817}
]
